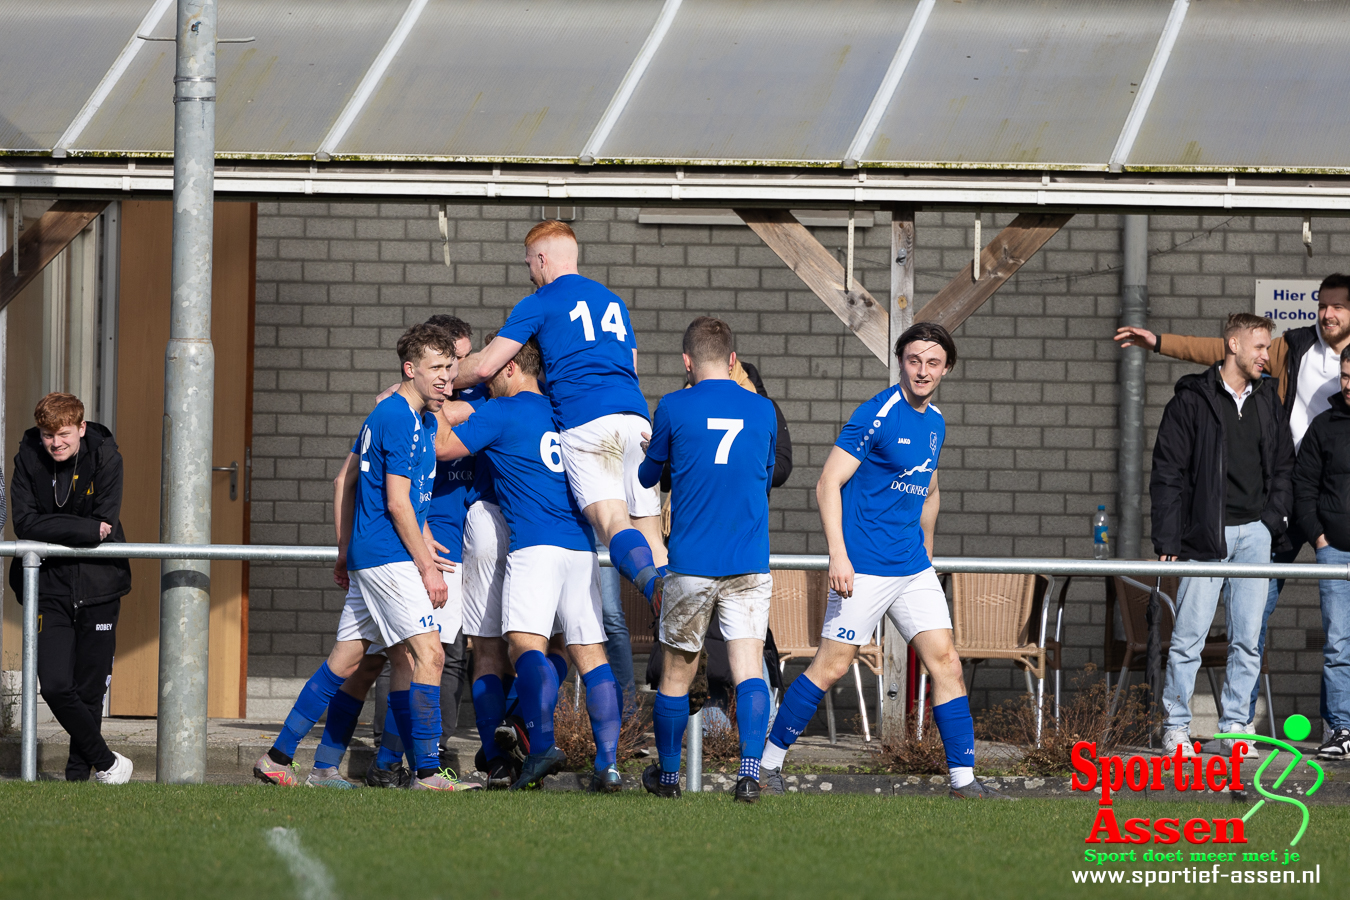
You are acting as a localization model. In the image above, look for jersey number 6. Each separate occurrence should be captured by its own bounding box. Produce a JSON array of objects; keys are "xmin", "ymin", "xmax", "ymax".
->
[
  {"xmin": 707, "ymin": 418, "xmax": 744, "ymax": 465},
  {"xmin": 540, "ymin": 432, "xmax": 565, "ymax": 473},
  {"xmin": 569, "ymin": 300, "xmax": 628, "ymax": 343}
]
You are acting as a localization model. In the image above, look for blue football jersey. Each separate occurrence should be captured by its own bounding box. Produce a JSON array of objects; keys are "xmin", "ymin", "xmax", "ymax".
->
[
  {"xmin": 451, "ymin": 391, "xmax": 594, "ymax": 554},
  {"xmin": 458, "ymin": 383, "xmax": 498, "ymax": 508},
  {"xmin": 497, "ymin": 274, "xmax": 648, "ymax": 429},
  {"xmin": 347, "ymin": 394, "xmax": 438, "ymax": 571},
  {"xmin": 427, "ymin": 453, "xmax": 473, "ymax": 564},
  {"xmin": 835, "ymin": 387, "xmax": 945, "ymax": 577},
  {"xmin": 645, "ymin": 380, "xmax": 777, "ymax": 577}
]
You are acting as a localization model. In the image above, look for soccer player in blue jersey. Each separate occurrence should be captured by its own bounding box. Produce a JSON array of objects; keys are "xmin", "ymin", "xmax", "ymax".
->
[
  {"xmin": 454, "ymin": 221, "xmax": 668, "ymax": 615},
  {"xmin": 636, "ymin": 318, "xmax": 777, "ymax": 803},
  {"xmin": 760, "ymin": 322, "xmax": 1010, "ymax": 800},
  {"xmin": 441, "ymin": 338, "xmax": 625, "ymax": 792},
  {"xmin": 253, "ymin": 323, "xmax": 476, "ymax": 792}
]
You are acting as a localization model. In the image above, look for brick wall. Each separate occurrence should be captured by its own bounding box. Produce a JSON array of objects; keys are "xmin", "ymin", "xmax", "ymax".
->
[{"xmin": 245, "ymin": 203, "xmax": 1343, "ymax": 726}]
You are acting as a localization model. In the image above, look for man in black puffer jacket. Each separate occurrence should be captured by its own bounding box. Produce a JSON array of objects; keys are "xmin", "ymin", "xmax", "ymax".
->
[
  {"xmin": 1150, "ymin": 314, "xmax": 1294, "ymax": 757},
  {"xmin": 10, "ymin": 392, "xmax": 132, "ymax": 783},
  {"xmin": 1293, "ymin": 346, "xmax": 1350, "ymax": 760}
]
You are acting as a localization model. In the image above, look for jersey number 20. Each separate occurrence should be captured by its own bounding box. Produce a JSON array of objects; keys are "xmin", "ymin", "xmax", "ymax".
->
[
  {"xmin": 707, "ymin": 418, "xmax": 743, "ymax": 465},
  {"xmin": 570, "ymin": 300, "xmax": 628, "ymax": 343}
]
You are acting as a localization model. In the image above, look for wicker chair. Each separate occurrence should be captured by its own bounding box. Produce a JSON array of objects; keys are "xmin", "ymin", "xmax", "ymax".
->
[
  {"xmin": 916, "ymin": 572, "xmax": 1060, "ymax": 744},
  {"xmin": 768, "ymin": 569, "xmax": 882, "ymax": 742}
]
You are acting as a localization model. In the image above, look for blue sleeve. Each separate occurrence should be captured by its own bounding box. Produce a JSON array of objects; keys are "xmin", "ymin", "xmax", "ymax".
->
[
  {"xmin": 834, "ymin": 399, "xmax": 876, "ymax": 462},
  {"xmin": 765, "ymin": 414, "xmax": 778, "ymax": 494},
  {"xmin": 453, "ymin": 401, "xmax": 503, "ymax": 454},
  {"xmin": 497, "ymin": 295, "xmax": 543, "ymax": 345},
  {"xmin": 638, "ymin": 401, "xmax": 671, "ymax": 489},
  {"xmin": 378, "ymin": 410, "xmax": 418, "ymax": 479}
]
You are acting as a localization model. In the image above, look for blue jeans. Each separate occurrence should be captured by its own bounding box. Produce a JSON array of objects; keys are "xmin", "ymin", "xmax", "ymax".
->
[
  {"xmin": 1246, "ymin": 541, "xmax": 1301, "ymax": 721},
  {"xmin": 1163, "ymin": 521, "xmax": 1271, "ymax": 734},
  {"xmin": 596, "ymin": 537, "xmax": 637, "ymax": 713},
  {"xmin": 1317, "ymin": 545, "xmax": 1350, "ymax": 730}
]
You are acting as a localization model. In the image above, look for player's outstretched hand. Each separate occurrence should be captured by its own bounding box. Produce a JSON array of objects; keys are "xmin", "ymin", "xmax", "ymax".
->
[
  {"xmin": 1114, "ymin": 326, "xmax": 1157, "ymax": 350},
  {"xmin": 333, "ymin": 558, "xmax": 350, "ymax": 590},
  {"xmin": 829, "ymin": 554, "xmax": 855, "ymax": 598},
  {"xmin": 429, "ymin": 539, "xmax": 457, "ymax": 574},
  {"xmin": 424, "ymin": 569, "xmax": 448, "ymax": 609}
]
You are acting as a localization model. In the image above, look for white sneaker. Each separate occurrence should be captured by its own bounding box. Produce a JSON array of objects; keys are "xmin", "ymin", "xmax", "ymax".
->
[
  {"xmin": 1218, "ymin": 724, "xmax": 1261, "ymax": 760},
  {"xmin": 94, "ymin": 751, "xmax": 133, "ymax": 785},
  {"xmin": 1163, "ymin": 730, "xmax": 1195, "ymax": 758}
]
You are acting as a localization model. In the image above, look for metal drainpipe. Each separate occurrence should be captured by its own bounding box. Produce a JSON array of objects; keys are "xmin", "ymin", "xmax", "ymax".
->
[
  {"xmin": 1117, "ymin": 216, "xmax": 1149, "ymax": 560},
  {"xmin": 20, "ymin": 550, "xmax": 41, "ymax": 782},
  {"xmin": 157, "ymin": 0, "xmax": 217, "ymax": 784}
]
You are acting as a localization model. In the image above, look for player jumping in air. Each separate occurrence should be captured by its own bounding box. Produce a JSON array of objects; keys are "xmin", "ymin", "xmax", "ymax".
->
[
  {"xmin": 454, "ymin": 221, "xmax": 669, "ymax": 612},
  {"xmin": 760, "ymin": 322, "xmax": 1010, "ymax": 800},
  {"xmin": 440, "ymin": 338, "xmax": 624, "ymax": 792},
  {"xmin": 254, "ymin": 323, "xmax": 476, "ymax": 791},
  {"xmin": 637, "ymin": 318, "xmax": 778, "ymax": 803}
]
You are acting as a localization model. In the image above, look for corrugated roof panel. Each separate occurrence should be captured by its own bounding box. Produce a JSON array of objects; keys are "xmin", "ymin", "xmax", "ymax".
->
[
  {"xmin": 603, "ymin": 0, "xmax": 921, "ymax": 163},
  {"xmin": 73, "ymin": 0, "xmax": 407, "ymax": 156},
  {"xmin": 1128, "ymin": 0, "xmax": 1350, "ymax": 171},
  {"xmin": 338, "ymin": 0, "xmax": 664, "ymax": 160},
  {"xmin": 864, "ymin": 0, "xmax": 1169, "ymax": 168},
  {"xmin": 0, "ymin": 1, "xmax": 154, "ymax": 152}
]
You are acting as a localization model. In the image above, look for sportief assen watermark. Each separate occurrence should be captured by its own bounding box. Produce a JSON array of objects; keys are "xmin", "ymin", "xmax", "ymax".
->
[{"xmin": 1067, "ymin": 715, "xmax": 1326, "ymax": 885}]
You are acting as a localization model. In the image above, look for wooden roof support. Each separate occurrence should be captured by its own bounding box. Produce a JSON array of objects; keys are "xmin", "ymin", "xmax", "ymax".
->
[
  {"xmin": 0, "ymin": 200, "xmax": 109, "ymax": 310},
  {"xmin": 735, "ymin": 208, "xmax": 889, "ymax": 363},
  {"xmin": 916, "ymin": 212, "xmax": 1073, "ymax": 332}
]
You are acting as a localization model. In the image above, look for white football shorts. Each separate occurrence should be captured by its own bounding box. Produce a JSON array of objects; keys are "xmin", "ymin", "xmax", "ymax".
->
[
  {"xmin": 659, "ymin": 571, "xmax": 772, "ymax": 653},
  {"xmin": 559, "ymin": 412, "xmax": 662, "ymax": 517},
  {"xmin": 357, "ymin": 565, "xmax": 463, "ymax": 655},
  {"xmin": 501, "ymin": 544, "xmax": 604, "ymax": 645},
  {"xmin": 462, "ymin": 500, "xmax": 509, "ymax": 638},
  {"xmin": 821, "ymin": 568, "xmax": 950, "ymax": 645},
  {"xmin": 348, "ymin": 560, "xmax": 442, "ymax": 649},
  {"xmin": 335, "ymin": 582, "xmax": 382, "ymax": 646}
]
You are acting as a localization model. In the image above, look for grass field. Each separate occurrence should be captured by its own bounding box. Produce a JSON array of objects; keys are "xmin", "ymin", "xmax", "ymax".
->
[{"xmin": 0, "ymin": 783, "xmax": 1345, "ymax": 899}]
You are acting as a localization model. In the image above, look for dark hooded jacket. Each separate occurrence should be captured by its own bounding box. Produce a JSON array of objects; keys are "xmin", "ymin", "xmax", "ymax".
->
[
  {"xmin": 1150, "ymin": 364, "xmax": 1295, "ymax": 560},
  {"xmin": 9, "ymin": 422, "xmax": 132, "ymax": 605},
  {"xmin": 1293, "ymin": 392, "xmax": 1350, "ymax": 552}
]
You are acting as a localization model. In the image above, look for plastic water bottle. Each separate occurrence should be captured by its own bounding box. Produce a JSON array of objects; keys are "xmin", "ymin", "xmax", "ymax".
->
[{"xmin": 1093, "ymin": 505, "xmax": 1110, "ymax": 559}]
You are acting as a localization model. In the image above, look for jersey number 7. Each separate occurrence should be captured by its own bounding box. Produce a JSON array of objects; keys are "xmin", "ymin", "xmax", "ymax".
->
[
  {"xmin": 570, "ymin": 300, "xmax": 628, "ymax": 342},
  {"xmin": 707, "ymin": 418, "xmax": 744, "ymax": 464}
]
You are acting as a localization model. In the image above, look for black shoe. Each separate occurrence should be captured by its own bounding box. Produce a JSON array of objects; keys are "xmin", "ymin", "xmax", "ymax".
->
[
  {"xmin": 642, "ymin": 764, "xmax": 681, "ymax": 799},
  {"xmin": 590, "ymin": 765, "xmax": 624, "ymax": 793},
  {"xmin": 760, "ymin": 766, "xmax": 787, "ymax": 796},
  {"xmin": 365, "ymin": 760, "xmax": 413, "ymax": 789},
  {"xmin": 474, "ymin": 748, "xmax": 488, "ymax": 773},
  {"xmin": 734, "ymin": 775, "xmax": 760, "ymax": 804},
  {"xmin": 495, "ymin": 715, "xmax": 530, "ymax": 764},
  {"xmin": 1317, "ymin": 727, "xmax": 1350, "ymax": 760},
  {"xmin": 509, "ymin": 746, "xmax": 568, "ymax": 791},
  {"xmin": 485, "ymin": 759, "xmax": 514, "ymax": 790},
  {"xmin": 950, "ymin": 779, "xmax": 1015, "ymax": 800}
]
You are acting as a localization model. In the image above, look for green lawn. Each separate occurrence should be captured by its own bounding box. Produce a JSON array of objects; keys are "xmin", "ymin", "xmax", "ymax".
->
[{"xmin": 0, "ymin": 783, "xmax": 1345, "ymax": 899}]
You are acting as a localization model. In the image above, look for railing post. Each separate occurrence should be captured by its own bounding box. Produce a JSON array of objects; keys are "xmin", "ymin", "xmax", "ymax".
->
[
  {"xmin": 686, "ymin": 709, "xmax": 702, "ymax": 793},
  {"xmin": 20, "ymin": 550, "xmax": 42, "ymax": 782}
]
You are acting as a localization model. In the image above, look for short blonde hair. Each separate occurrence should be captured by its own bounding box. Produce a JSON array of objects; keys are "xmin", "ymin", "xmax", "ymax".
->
[
  {"xmin": 524, "ymin": 219, "xmax": 577, "ymax": 248},
  {"xmin": 1222, "ymin": 312, "xmax": 1274, "ymax": 341}
]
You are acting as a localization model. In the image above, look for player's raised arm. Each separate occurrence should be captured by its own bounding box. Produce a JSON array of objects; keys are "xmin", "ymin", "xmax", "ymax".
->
[
  {"xmin": 454, "ymin": 335, "xmax": 523, "ymax": 390},
  {"xmin": 436, "ymin": 428, "xmax": 473, "ymax": 463},
  {"xmin": 816, "ymin": 446, "xmax": 863, "ymax": 597},
  {"xmin": 920, "ymin": 470, "xmax": 940, "ymax": 562},
  {"xmin": 385, "ymin": 472, "xmax": 448, "ymax": 608},
  {"xmin": 332, "ymin": 451, "xmax": 360, "ymax": 588}
]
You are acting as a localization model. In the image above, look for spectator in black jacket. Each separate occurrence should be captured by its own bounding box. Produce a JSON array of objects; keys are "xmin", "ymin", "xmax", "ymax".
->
[
  {"xmin": 1150, "ymin": 314, "xmax": 1294, "ymax": 758},
  {"xmin": 10, "ymin": 393, "xmax": 133, "ymax": 783},
  {"xmin": 1292, "ymin": 345, "xmax": 1350, "ymax": 760}
]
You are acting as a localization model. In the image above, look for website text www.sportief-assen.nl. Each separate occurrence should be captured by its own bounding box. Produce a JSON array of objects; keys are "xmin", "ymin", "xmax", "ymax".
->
[{"xmin": 1071, "ymin": 864, "xmax": 1321, "ymax": 886}]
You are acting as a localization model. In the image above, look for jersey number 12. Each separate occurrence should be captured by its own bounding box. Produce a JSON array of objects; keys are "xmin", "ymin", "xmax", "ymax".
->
[
  {"xmin": 570, "ymin": 300, "xmax": 628, "ymax": 343},
  {"xmin": 707, "ymin": 418, "xmax": 744, "ymax": 465}
]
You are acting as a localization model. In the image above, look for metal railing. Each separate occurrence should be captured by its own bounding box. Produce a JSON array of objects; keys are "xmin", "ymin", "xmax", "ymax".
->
[{"xmin": 4, "ymin": 539, "xmax": 1348, "ymax": 785}]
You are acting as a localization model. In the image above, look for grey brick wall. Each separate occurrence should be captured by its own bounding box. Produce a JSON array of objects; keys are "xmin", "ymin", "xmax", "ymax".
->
[{"xmin": 246, "ymin": 202, "xmax": 1344, "ymax": 727}]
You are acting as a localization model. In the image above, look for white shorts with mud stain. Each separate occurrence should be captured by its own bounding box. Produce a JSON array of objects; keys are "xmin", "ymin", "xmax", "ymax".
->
[
  {"xmin": 659, "ymin": 571, "xmax": 773, "ymax": 653},
  {"xmin": 559, "ymin": 412, "xmax": 662, "ymax": 517}
]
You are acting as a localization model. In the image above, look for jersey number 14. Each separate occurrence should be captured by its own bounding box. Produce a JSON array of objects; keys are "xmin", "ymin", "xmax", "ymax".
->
[{"xmin": 570, "ymin": 300, "xmax": 628, "ymax": 343}]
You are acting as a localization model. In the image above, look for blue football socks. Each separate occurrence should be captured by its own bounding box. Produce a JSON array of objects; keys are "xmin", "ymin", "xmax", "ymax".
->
[
  {"xmin": 931, "ymin": 696, "xmax": 977, "ymax": 789},
  {"xmin": 313, "ymin": 688, "xmax": 363, "ymax": 771},
  {"xmin": 547, "ymin": 652, "xmax": 569, "ymax": 686},
  {"xmin": 269, "ymin": 661, "xmax": 346, "ymax": 764},
  {"xmin": 515, "ymin": 650, "xmax": 560, "ymax": 750},
  {"xmin": 767, "ymin": 676, "xmax": 825, "ymax": 752},
  {"xmin": 388, "ymin": 689, "xmax": 414, "ymax": 772},
  {"xmin": 373, "ymin": 706, "xmax": 406, "ymax": 771},
  {"xmin": 471, "ymin": 674, "xmax": 507, "ymax": 765},
  {"xmin": 409, "ymin": 682, "xmax": 443, "ymax": 777},
  {"xmin": 654, "ymin": 691, "xmax": 689, "ymax": 786},
  {"xmin": 583, "ymin": 664, "xmax": 621, "ymax": 772},
  {"xmin": 735, "ymin": 678, "xmax": 771, "ymax": 780},
  {"xmin": 608, "ymin": 528, "xmax": 659, "ymax": 601}
]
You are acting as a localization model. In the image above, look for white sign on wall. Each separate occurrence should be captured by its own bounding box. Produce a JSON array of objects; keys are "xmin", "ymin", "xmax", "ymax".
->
[{"xmin": 1254, "ymin": 279, "xmax": 1321, "ymax": 338}]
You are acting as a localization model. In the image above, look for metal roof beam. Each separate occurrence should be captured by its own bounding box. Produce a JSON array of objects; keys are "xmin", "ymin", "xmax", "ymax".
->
[
  {"xmin": 52, "ymin": 0, "xmax": 176, "ymax": 157},
  {"xmin": 1109, "ymin": 0, "xmax": 1190, "ymax": 173},
  {"xmin": 577, "ymin": 0, "xmax": 683, "ymax": 165},
  {"xmin": 314, "ymin": 0, "xmax": 430, "ymax": 161},
  {"xmin": 842, "ymin": 0, "xmax": 935, "ymax": 170}
]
